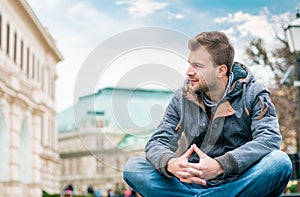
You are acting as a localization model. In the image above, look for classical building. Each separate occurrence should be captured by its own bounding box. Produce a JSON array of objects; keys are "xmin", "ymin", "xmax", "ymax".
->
[
  {"xmin": 57, "ymin": 87, "xmax": 173, "ymax": 195},
  {"xmin": 0, "ymin": 1, "xmax": 63, "ymax": 196}
]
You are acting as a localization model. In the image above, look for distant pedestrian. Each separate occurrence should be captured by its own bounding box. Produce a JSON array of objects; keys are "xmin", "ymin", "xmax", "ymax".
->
[
  {"xmin": 94, "ymin": 189, "xmax": 102, "ymax": 197},
  {"xmin": 64, "ymin": 184, "xmax": 74, "ymax": 195},
  {"xmin": 87, "ymin": 185, "xmax": 95, "ymax": 196},
  {"xmin": 124, "ymin": 188, "xmax": 132, "ymax": 197},
  {"xmin": 107, "ymin": 189, "xmax": 115, "ymax": 197}
]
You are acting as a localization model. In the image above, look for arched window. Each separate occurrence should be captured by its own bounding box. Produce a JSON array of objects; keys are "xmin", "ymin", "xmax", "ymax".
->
[
  {"xmin": 0, "ymin": 110, "xmax": 9, "ymax": 182},
  {"xmin": 19, "ymin": 117, "xmax": 32, "ymax": 183}
]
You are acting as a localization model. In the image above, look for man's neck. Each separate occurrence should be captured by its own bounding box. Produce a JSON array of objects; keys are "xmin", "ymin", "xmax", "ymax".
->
[{"xmin": 204, "ymin": 77, "xmax": 229, "ymax": 102}]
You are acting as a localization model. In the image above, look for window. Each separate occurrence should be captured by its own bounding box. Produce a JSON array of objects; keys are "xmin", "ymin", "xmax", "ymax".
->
[
  {"xmin": 69, "ymin": 159, "xmax": 73, "ymax": 175},
  {"xmin": 0, "ymin": 14, "xmax": 2, "ymax": 48},
  {"xmin": 48, "ymin": 116, "xmax": 52, "ymax": 147},
  {"xmin": 6, "ymin": 23, "xmax": 10, "ymax": 56},
  {"xmin": 37, "ymin": 60, "xmax": 40, "ymax": 82},
  {"xmin": 32, "ymin": 54, "xmax": 35, "ymax": 79},
  {"xmin": 20, "ymin": 40, "xmax": 23, "ymax": 69},
  {"xmin": 97, "ymin": 136, "xmax": 104, "ymax": 149},
  {"xmin": 48, "ymin": 75, "xmax": 51, "ymax": 97},
  {"xmin": 96, "ymin": 157, "xmax": 105, "ymax": 174},
  {"xmin": 13, "ymin": 32, "xmax": 17, "ymax": 62},
  {"xmin": 26, "ymin": 47, "xmax": 30, "ymax": 77},
  {"xmin": 53, "ymin": 78, "xmax": 55, "ymax": 99},
  {"xmin": 76, "ymin": 158, "xmax": 81, "ymax": 174},
  {"xmin": 41, "ymin": 115, "xmax": 46, "ymax": 146},
  {"xmin": 41, "ymin": 67, "xmax": 45, "ymax": 91},
  {"xmin": 62, "ymin": 159, "xmax": 66, "ymax": 175},
  {"xmin": 47, "ymin": 75, "xmax": 55, "ymax": 99},
  {"xmin": 116, "ymin": 158, "xmax": 120, "ymax": 172},
  {"xmin": 51, "ymin": 76, "xmax": 55, "ymax": 99}
]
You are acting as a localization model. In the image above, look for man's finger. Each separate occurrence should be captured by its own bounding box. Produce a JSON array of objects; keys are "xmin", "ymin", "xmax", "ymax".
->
[
  {"xmin": 192, "ymin": 144, "xmax": 207, "ymax": 159},
  {"xmin": 182, "ymin": 145, "xmax": 195, "ymax": 158},
  {"xmin": 188, "ymin": 177, "xmax": 207, "ymax": 186},
  {"xmin": 181, "ymin": 162, "xmax": 202, "ymax": 171},
  {"xmin": 177, "ymin": 164, "xmax": 203, "ymax": 177},
  {"xmin": 176, "ymin": 171, "xmax": 193, "ymax": 179},
  {"xmin": 180, "ymin": 177, "xmax": 207, "ymax": 186}
]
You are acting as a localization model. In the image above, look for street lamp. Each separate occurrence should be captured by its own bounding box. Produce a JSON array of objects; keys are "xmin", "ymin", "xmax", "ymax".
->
[
  {"xmin": 285, "ymin": 11, "xmax": 300, "ymax": 54},
  {"xmin": 284, "ymin": 10, "xmax": 300, "ymax": 181}
]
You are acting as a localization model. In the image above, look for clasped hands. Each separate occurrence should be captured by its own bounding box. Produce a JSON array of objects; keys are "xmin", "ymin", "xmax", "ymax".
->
[{"xmin": 167, "ymin": 144, "xmax": 224, "ymax": 186}]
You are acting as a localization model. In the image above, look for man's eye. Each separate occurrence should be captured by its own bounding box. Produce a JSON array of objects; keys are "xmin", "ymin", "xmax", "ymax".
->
[{"xmin": 194, "ymin": 63, "xmax": 201, "ymax": 68}]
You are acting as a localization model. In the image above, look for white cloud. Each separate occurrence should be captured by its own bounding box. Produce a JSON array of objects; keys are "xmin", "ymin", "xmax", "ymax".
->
[
  {"xmin": 214, "ymin": 12, "xmax": 252, "ymax": 24},
  {"xmin": 116, "ymin": 0, "xmax": 168, "ymax": 18},
  {"xmin": 214, "ymin": 9, "xmax": 293, "ymax": 49},
  {"xmin": 214, "ymin": 9, "xmax": 289, "ymax": 59},
  {"xmin": 69, "ymin": 1, "xmax": 85, "ymax": 14},
  {"xmin": 175, "ymin": 14, "xmax": 185, "ymax": 19},
  {"xmin": 167, "ymin": 12, "xmax": 185, "ymax": 20},
  {"xmin": 214, "ymin": 9, "xmax": 293, "ymax": 85}
]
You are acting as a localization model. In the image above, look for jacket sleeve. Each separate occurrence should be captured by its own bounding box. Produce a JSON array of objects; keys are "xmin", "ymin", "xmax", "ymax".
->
[
  {"xmin": 145, "ymin": 90, "xmax": 182, "ymax": 178},
  {"xmin": 215, "ymin": 86, "xmax": 282, "ymax": 177}
]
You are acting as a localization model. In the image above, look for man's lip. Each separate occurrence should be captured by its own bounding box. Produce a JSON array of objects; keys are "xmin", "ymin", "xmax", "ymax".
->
[{"xmin": 189, "ymin": 79, "xmax": 198, "ymax": 83}]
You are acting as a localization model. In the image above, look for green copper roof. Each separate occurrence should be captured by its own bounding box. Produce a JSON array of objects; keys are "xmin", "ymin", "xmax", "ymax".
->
[
  {"xmin": 57, "ymin": 87, "xmax": 173, "ymax": 134},
  {"xmin": 117, "ymin": 130, "xmax": 154, "ymax": 149}
]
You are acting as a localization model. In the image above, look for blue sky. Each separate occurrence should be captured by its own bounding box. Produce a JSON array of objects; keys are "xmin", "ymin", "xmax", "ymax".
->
[{"xmin": 27, "ymin": 0, "xmax": 300, "ymax": 112}]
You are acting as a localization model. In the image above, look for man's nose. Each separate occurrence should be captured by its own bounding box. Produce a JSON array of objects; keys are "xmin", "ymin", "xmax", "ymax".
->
[{"xmin": 186, "ymin": 64, "xmax": 195, "ymax": 76}]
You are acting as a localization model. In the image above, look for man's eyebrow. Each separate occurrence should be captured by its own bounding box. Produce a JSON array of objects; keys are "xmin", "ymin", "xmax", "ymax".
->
[{"xmin": 188, "ymin": 60, "xmax": 205, "ymax": 66}]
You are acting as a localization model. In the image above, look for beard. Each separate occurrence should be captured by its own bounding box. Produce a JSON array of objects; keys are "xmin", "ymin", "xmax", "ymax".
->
[{"xmin": 190, "ymin": 81, "xmax": 209, "ymax": 93}]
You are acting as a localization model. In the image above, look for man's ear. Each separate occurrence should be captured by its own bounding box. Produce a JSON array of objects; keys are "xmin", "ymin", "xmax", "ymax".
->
[{"xmin": 218, "ymin": 64, "xmax": 228, "ymax": 77}]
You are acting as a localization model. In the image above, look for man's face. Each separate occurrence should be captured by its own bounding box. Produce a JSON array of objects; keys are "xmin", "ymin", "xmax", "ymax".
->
[{"xmin": 186, "ymin": 46, "xmax": 218, "ymax": 92}]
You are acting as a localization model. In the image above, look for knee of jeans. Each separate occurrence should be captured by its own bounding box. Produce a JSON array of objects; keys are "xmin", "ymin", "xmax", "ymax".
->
[
  {"xmin": 123, "ymin": 157, "xmax": 147, "ymax": 183},
  {"xmin": 124, "ymin": 157, "xmax": 153, "ymax": 175},
  {"xmin": 124, "ymin": 157, "xmax": 145, "ymax": 172},
  {"xmin": 123, "ymin": 158, "xmax": 137, "ymax": 181},
  {"xmin": 268, "ymin": 150, "xmax": 292, "ymax": 176}
]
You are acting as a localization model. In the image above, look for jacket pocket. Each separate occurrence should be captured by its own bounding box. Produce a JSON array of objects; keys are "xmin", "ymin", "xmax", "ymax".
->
[{"xmin": 223, "ymin": 115, "xmax": 251, "ymax": 148}]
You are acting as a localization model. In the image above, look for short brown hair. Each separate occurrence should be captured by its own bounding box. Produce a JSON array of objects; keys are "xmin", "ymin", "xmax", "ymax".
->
[{"xmin": 188, "ymin": 31, "xmax": 235, "ymax": 75}]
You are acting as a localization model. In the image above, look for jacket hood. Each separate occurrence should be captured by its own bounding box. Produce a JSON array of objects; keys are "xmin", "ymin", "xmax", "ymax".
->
[{"xmin": 232, "ymin": 62, "xmax": 250, "ymax": 84}]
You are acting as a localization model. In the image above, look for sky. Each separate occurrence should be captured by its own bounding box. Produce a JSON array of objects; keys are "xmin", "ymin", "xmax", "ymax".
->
[{"xmin": 26, "ymin": 0, "xmax": 300, "ymax": 112}]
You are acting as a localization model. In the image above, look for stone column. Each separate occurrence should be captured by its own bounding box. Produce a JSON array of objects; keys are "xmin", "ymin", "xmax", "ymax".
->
[
  {"xmin": 30, "ymin": 110, "xmax": 42, "ymax": 196},
  {"xmin": 7, "ymin": 99, "xmax": 22, "ymax": 196}
]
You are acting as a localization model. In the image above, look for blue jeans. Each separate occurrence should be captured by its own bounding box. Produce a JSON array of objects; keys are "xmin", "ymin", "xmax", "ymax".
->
[{"xmin": 123, "ymin": 150, "xmax": 292, "ymax": 197}]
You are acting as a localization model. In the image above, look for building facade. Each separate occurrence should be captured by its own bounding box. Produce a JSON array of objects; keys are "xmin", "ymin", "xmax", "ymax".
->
[
  {"xmin": 57, "ymin": 87, "xmax": 173, "ymax": 195},
  {"xmin": 0, "ymin": 0, "xmax": 63, "ymax": 196}
]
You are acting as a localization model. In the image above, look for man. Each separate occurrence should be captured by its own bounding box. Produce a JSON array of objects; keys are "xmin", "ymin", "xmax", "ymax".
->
[{"xmin": 123, "ymin": 31, "xmax": 292, "ymax": 197}]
